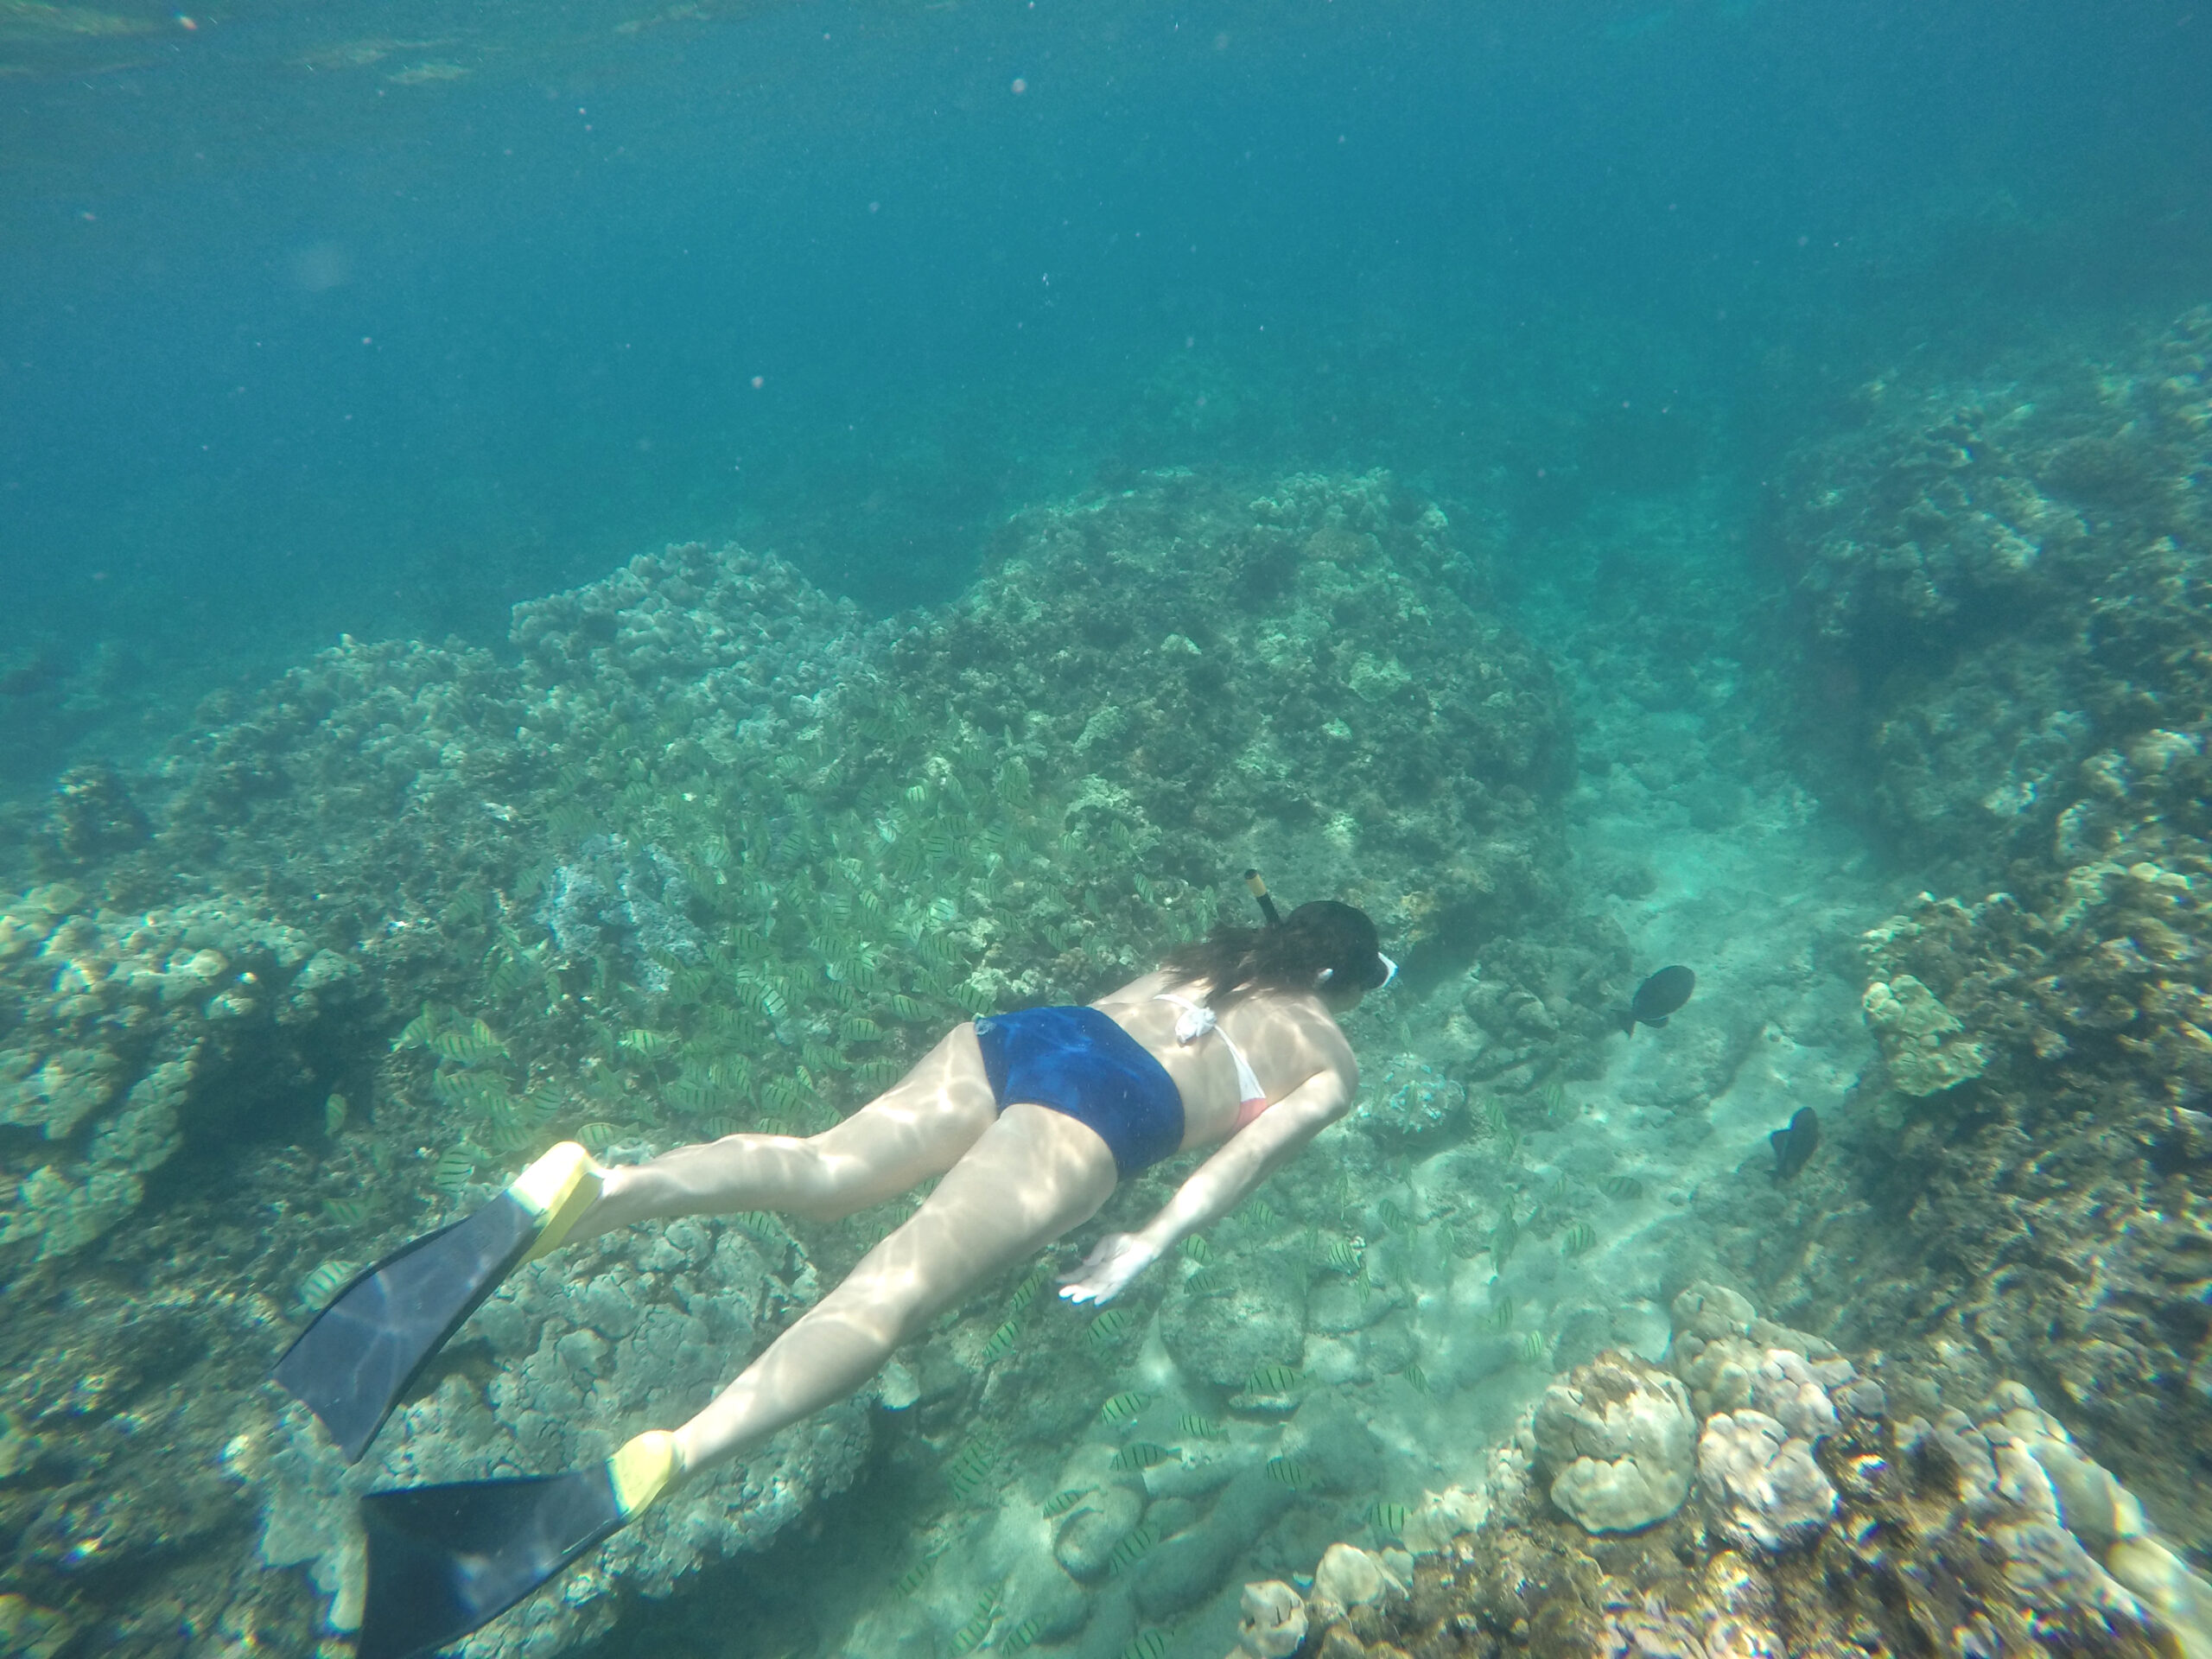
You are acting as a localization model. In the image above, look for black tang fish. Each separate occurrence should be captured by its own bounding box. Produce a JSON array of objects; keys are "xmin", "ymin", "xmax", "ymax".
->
[
  {"xmin": 1619, "ymin": 965, "xmax": 1695, "ymax": 1035},
  {"xmin": 1770, "ymin": 1107, "xmax": 1820, "ymax": 1181}
]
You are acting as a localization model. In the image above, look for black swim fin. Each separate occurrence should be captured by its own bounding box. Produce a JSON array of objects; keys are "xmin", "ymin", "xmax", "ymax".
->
[
  {"xmin": 273, "ymin": 1142, "xmax": 602, "ymax": 1462},
  {"xmin": 357, "ymin": 1431, "xmax": 682, "ymax": 1659}
]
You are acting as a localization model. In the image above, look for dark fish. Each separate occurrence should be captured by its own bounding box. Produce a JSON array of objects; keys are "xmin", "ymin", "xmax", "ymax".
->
[
  {"xmin": 1619, "ymin": 965, "xmax": 1695, "ymax": 1034},
  {"xmin": 1770, "ymin": 1107, "xmax": 1820, "ymax": 1181}
]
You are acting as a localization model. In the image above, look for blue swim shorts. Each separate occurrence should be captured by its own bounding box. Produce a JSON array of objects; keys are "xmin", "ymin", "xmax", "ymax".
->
[{"xmin": 973, "ymin": 1006, "xmax": 1185, "ymax": 1178}]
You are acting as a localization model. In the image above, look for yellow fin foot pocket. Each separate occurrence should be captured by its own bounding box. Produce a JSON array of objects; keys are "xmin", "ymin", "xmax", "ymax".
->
[
  {"xmin": 608, "ymin": 1429, "xmax": 683, "ymax": 1518},
  {"xmin": 513, "ymin": 1141, "xmax": 605, "ymax": 1262}
]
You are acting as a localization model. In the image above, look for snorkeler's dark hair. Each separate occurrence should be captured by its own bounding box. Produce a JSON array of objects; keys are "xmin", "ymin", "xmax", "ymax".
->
[{"xmin": 1161, "ymin": 897, "xmax": 1389, "ymax": 1012}]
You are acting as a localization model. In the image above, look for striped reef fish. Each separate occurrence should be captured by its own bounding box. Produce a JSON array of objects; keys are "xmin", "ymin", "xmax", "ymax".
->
[
  {"xmin": 1109, "ymin": 1442, "xmax": 1176, "ymax": 1471},
  {"xmin": 1007, "ymin": 1265, "xmax": 1050, "ymax": 1315},
  {"xmin": 1087, "ymin": 1308, "xmax": 1134, "ymax": 1347},
  {"xmin": 1098, "ymin": 1390, "xmax": 1150, "ymax": 1423},
  {"xmin": 1107, "ymin": 1524, "xmax": 1160, "ymax": 1573},
  {"xmin": 299, "ymin": 1260, "xmax": 361, "ymax": 1309},
  {"xmin": 1366, "ymin": 1500, "xmax": 1411, "ymax": 1536}
]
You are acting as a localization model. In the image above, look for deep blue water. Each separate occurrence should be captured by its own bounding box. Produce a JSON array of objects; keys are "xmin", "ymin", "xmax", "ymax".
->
[{"xmin": 3, "ymin": 0, "xmax": 2209, "ymax": 773}]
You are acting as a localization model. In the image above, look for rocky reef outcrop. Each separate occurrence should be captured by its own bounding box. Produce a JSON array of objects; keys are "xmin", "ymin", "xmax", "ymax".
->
[
  {"xmin": 1291, "ymin": 1285, "xmax": 2212, "ymax": 1659},
  {"xmin": 0, "ymin": 884, "xmax": 364, "ymax": 1257},
  {"xmin": 1529, "ymin": 1352, "xmax": 1695, "ymax": 1535},
  {"xmin": 1734, "ymin": 302, "xmax": 2212, "ymax": 1566},
  {"xmin": 1775, "ymin": 303, "xmax": 2212, "ymax": 880},
  {"xmin": 889, "ymin": 469, "xmax": 1574, "ymax": 953}
]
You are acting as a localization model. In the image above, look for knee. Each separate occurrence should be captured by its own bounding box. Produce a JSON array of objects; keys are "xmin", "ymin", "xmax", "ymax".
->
[{"xmin": 783, "ymin": 1139, "xmax": 867, "ymax": 1222}]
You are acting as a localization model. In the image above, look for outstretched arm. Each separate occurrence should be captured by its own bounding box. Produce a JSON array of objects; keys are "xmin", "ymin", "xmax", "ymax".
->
[{"xmin": 1059, "ymin": 1070, "xmax": 1351, "ymax": 1304}]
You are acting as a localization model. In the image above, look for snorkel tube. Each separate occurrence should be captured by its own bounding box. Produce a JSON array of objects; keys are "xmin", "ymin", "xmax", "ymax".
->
[{"xmin": 1243, "ymin": 868, "xmax": 1283, "ymax": 928}]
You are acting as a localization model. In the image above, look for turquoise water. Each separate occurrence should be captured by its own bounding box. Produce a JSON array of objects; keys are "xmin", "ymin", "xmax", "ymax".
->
[
  {"xmin": 5, "ymin": 4, "xmax": 2212, "ymax": 1659},
  {"xmin": 6, "ymin": 0, "xmax": 2206, "ymax": 756}
]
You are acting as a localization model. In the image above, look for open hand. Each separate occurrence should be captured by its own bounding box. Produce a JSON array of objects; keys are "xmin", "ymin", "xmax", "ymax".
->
[{"xmin": 1058, "ymin": 1233, "xmax": 1161, "ymax": 1306}]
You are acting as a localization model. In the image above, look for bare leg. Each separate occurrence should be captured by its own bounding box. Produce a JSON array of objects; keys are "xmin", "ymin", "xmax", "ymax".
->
[
  {"xmin": 568, "ymin": 1022, "xmax": 999, "ymax": 1242},
  {"xmin": 671, "ymin": 1102, "xmax": 1118, "ymax": 1475}
]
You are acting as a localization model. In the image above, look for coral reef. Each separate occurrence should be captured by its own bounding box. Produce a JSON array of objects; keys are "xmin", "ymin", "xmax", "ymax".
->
[
  {"xmin": 0, "ymin": 881, "xmax": 363, "ymax": 1256},
  {"xmin": 1299, "ymin": 1286, "xmax": 2204, "ymax": 1659},
  {"xmin": 887, "ymin": 468, "xmax": 1573, "ymax": 954},
  {"xmin": 0, "ymin": 472, "xmax": 1576, "ymax": 1656},
  {"xmin": 1859, "ymin": 969, "xmax": 1987, "ymax": 1095},
  {"xmin": 1776, "ymin": 303, "xmax": 2212, "ymax": 878},
  {"xmin": 1694, "ymin": 1408, "xmax": 1835, "ymax": 1554},
  {"xmin": 1529, "ymin": 1352, "xmax": 1695, "ymax": 1535},
  {"xmin": 1703, "ymin": 302, "xmax": 2212, "ymax": 1569}
]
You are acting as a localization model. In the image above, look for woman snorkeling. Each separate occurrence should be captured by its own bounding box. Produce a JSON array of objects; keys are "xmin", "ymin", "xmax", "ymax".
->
[{"xmin": 275, "ymin": 876, "xmax": 1395, "ymax": 1659}]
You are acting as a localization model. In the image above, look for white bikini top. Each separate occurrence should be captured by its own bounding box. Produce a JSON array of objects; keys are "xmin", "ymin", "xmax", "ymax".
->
[{"xmin": 1154, "ymin": 992, "xmax": 1270, "ymax": 1126}]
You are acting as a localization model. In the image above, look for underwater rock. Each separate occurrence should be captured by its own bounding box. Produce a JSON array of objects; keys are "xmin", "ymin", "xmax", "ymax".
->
[
  {"xmin": 1779, "ymin": 305, "xmax": 2212, "ymax": 873},
  {"xmin": 1234, "ymin": 1580, "xmax": 1306, "ymax": 1659},
  {"xmin": 1861, "ymin": 972, "xmax": 1988, "ymax": 1095},
  {"xmin": 893, "ymin": 467, "xmax": 1574, "ymax": 950},
  {"xmin": 1695, "ymin": 1408, "xmax": 1835, "ymax": 1553},
  {"xmin": 1832, "ymin": 871, "xmax": 2212, "ymax": 1543},
  {"xmin": 1311, "ymin": 1541, "xmax": 1405, "ymax": 1613},
  {"xmin": 1529, "ymin": 1352, "xmax": 1696, "ymax": 1535},
  {"xmin": 1400, "ymin": 1484, "xmax": 1489, "ymax": 1555},
  {"xmin": 1131, "ymin": 1460, "xmax": 1294, "ymax": 1620},
  {"xmin": 1666, "ymin": 1281, "xmax": 1842, "ymax": 1421},
  {"xmin": 1052, "ymin": 1473, "xmax": 1149, "ymax": 1583},
  {"xmin": 1745, "ymin": 1349, "xmax": 1840, "ymax": 1444},
  {"xmin": 1159, "ymin": 1251, "xmax": 1307, "ymax": 1390},
  {"xmin": 1280, "ymin": 1389, "xmax": 1383, "ymax": 1500},
  {"xmin": 1974, "ymin": 1384, "xmax": 2212, "ymax": 1659},
  {"xmin": 536, "ymin": 835, "xmax": 704, "ymax": 992},
  {"xmin": 0, "ymin": 1593, "xmax": 73, "ymax": 1659},
  {"xmin": 0, "ymin": 888, "xmax": 359, "ymax": 1257},
  {"xmin": 1376, "ymin": 1290, "xmax": 2186, "ymax": 1659},
  {"xmin": 43, "ymin": 761, "xmax": 149, "ymax": 863},
  {"xmin": 874, "ymin": 1357, "xmax": 920, "ymax": 1410}
]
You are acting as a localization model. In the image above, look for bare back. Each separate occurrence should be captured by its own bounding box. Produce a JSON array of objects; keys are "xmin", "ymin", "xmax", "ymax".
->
[{"xmin": 1090, "ymin": 969, "xmax": 1359, "ymax": 1153}]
